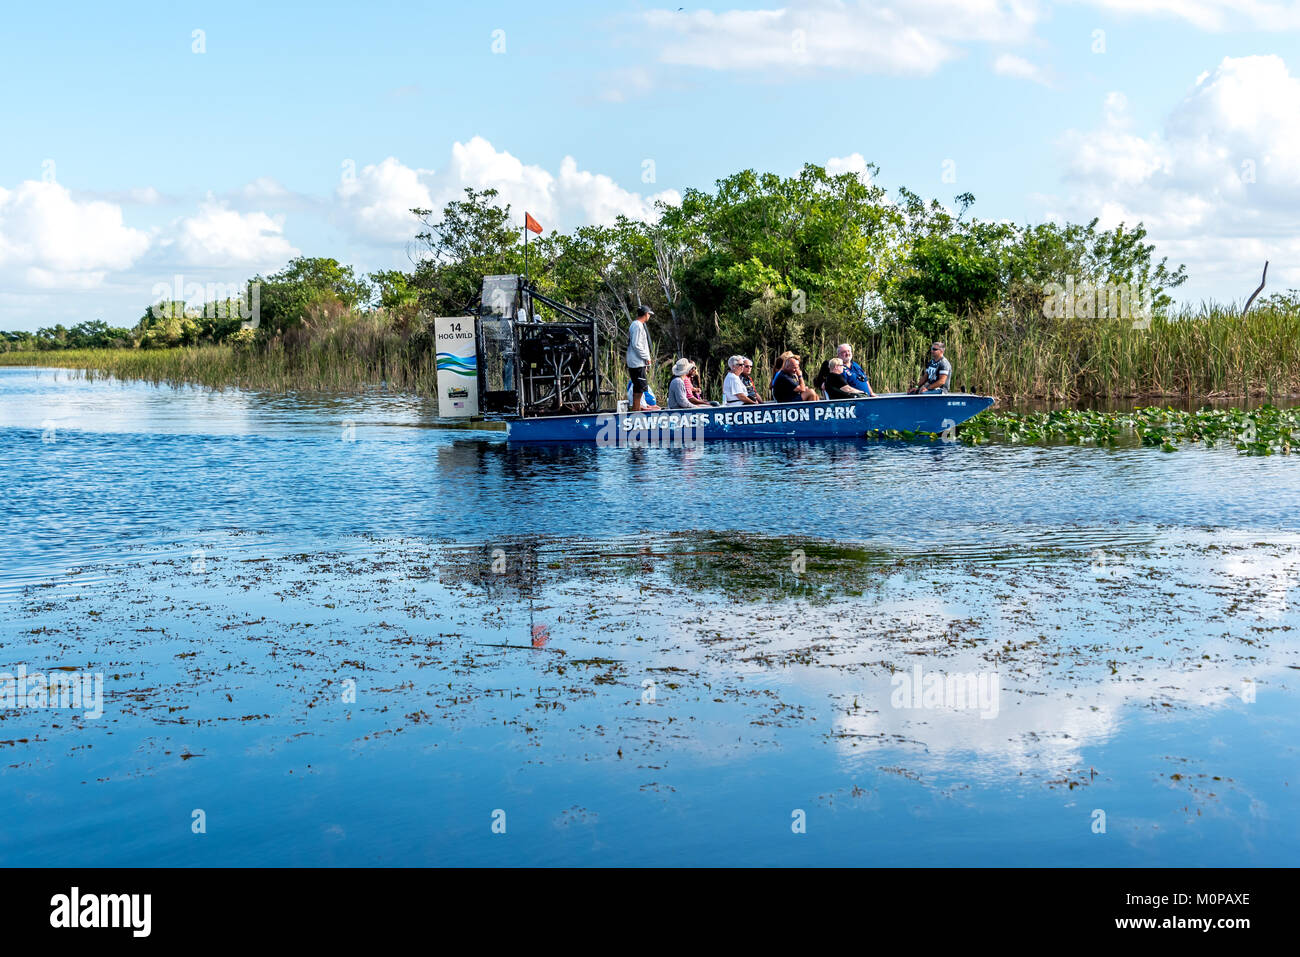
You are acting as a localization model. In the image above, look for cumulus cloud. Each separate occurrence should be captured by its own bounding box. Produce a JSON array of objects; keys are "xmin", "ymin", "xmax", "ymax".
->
[
  {"xmin": 336, "ymin": 137, "xmax": 680, "ymax": 245},
  {"xmin": 1048, "ymin": 55, "xmax": 1300, "ymax": 299},
  {"xmin": 336, "ymin": 157, "xmax": 434, "ymax": 241},
  {"xmin": 0, "ymin": 180, "xmax": 150, "ymax": 288},
  {"xmin": 170, "ymin": 198, "xmax": 300, "ymax": 269}
]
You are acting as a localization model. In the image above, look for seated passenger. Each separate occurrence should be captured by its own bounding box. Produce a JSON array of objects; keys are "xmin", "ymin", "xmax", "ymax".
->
[
  {"xmin": 723, "ymin": 356, "xmax": 757, "ymax": 405},
  {"xmin": 772, "ymin": 355, "xmax": 819, "ymax": 403},
  {"xmin": 770, "ymin": 350, "xmax": 796, "ymax": 394},
  {"xmin": 684, "ymin": 363, "xmax": 719, "ymax": 407},
  {"xmin": 626, "ymin": 380, "xmax": 660, "ymax": 411},
  {"xmin": 812, "ymin": 358, "xmax": 832, "ymax": 398},
  {"xmin": 822, "ymin": 357, "xmax": 868, "ymax": 399},
  {"xmin": 836, "ymin": 344, "xmax": 874, "ymax": 396},
  {"xmin": 738, "ymin": 357, "xmax": 763, "ymax": 403},
  {"xmin": 668, "ymin": 358, "xmax": 711, "ymax": 409},
  {"xmin": 907, "ymin": 341, "xmax": 952, "ymax": 395}
]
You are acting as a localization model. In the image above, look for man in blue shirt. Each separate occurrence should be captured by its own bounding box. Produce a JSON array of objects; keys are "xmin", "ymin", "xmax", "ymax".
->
[{"xmin": 837, "ymin": 344, "xmax": 874, "ymax": 396}]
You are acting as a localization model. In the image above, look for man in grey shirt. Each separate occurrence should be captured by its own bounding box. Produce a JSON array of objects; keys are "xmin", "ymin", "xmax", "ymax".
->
[
  {"xmin": 909, "ymin": 341, "xmax": 952, "ymax": 394},
  {"xmin": 627, "ymin": 305, "xmax": 652, "ymax": 411}
]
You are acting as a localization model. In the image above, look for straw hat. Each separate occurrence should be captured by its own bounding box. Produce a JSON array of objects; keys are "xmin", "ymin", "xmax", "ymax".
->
[{"xmin": 672, "ymin": 358, "xmax": 695, "ymax": 376}]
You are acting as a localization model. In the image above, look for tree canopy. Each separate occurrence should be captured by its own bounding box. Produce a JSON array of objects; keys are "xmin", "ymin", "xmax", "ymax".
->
[{"xmin": 2, "ymin": 160, "xmax": 1191, "ymax": 371}]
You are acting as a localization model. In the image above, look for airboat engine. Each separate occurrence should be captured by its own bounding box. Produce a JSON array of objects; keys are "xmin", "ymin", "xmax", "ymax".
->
[{"xmin": 435, "ymin": 274, "xmax": 608, "ymax": 420}]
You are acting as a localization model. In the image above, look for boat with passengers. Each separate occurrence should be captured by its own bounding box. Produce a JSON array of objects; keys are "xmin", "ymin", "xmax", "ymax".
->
[{"xmin": 432, "ymin": 275, "xmax": 993, "ymax": 444}]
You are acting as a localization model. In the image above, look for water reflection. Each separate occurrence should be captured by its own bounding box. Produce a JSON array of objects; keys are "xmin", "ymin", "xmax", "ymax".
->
[{"xmin": 3, "ymin": 366, "xmax": 1299, "ymax": 864}]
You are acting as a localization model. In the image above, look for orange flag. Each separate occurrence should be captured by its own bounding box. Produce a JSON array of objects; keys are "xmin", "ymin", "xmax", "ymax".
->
[{"xmin": 524, "ymin": 212, "xmax": 543, "ymax": 235}]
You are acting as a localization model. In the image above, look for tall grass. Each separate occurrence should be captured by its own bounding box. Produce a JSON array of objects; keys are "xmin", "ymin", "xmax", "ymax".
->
[
  {"xmin": 820, "ymin": 301, "xmax": 1300, "ymax": 400},
  {"xmin": 1, "ymin": 311, "xmax": 440, "ymax": 394},
  {"xmin": 6, "ymin": 300, "xmax": 1298, "ymax": 403}
]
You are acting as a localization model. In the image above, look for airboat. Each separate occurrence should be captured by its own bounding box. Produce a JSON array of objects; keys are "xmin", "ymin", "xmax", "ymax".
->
[{"xmin": 433, "ymin": 275, "xmax": 994, "ymax": 444}]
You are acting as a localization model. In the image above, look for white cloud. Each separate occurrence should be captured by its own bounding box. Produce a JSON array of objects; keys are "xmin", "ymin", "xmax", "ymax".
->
[
  {"xmin": 640, "ymin": 0, "xmax": 1041, "ymax": 76},
  {"xmin": 0, "ymin": 180, "xmax": 150, "ymax": 288},
  {"xmin": 993, "ymin": 53, "xmax": 1049, "ymax": 84},
  {"xmin": 632, "ymin": 1, "xmax": 1300, "ymax": 90},
  {"xmin": 336, "ymin": 157, "xmax": 434, "ymax": 242},
  {"xmin": 1072, "ymin": 0, "xmax": 1300, "ymax": 32},
  {"xmin": 127, "ymin": 187, "xmax": 165, "ymax": 206},
  {"xmin": 826, "ymin": 153, "xmax": 875, "ymax": 184},
  {"xmin": 1049, "ymin": 55, "xmax": 1300, "ymax": 299},
  {"xmin": 336, "ymin": 137, "xmax": 680, "ymax": 245},
  {"xmin": 76, "ymin": 186, "xmax": 168, "ymax": 207},
  {"xmin": 170, "ymin": 198, "xmax": 299, "ymax": 269},
  {"xmin": 233, "ymin": 177, "xmax": 293, "ymax": 203}
]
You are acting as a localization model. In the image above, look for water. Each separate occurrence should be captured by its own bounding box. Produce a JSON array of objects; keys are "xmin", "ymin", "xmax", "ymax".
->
[{"xmin": 1, "ymin": 366, "xmax": 1297, "ymax": 865}]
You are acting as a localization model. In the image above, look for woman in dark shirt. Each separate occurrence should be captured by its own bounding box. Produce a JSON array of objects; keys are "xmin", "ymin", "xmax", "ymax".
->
[{"xmin": 821, "ymin": 357, "xmax": 867, "ymax": 400}]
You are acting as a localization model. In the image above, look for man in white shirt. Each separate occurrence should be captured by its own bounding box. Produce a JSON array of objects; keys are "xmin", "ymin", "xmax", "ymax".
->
[
  {"xmin": 722, "ymin": 355, "xmax": 757, "ymax": 405},
  {"xmin": 626, "ymin": 306, "xmax": 653, "ymax": 411}
]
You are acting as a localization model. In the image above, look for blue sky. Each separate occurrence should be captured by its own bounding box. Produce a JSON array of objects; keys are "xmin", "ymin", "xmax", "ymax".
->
[{"xmin": 2, "ymin": 1, "xmax": 1298, "ymax": 330}]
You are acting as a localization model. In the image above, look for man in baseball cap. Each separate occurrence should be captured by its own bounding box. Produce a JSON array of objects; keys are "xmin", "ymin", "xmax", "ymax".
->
[{"xmin": 626, "ymin": 305, "xmax": 653, "ymax": 411}]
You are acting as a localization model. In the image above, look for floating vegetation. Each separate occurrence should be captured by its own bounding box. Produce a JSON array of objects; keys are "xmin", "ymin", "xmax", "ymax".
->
[{"xmin": 877, "ymin": 405, "xmax": 1300, "ymax": 455}]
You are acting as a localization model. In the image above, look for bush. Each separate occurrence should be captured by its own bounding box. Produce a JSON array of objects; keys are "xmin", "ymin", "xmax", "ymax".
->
[{"xmin": 228, "ymin": 327, "xmax": 257, "ymax": 351}]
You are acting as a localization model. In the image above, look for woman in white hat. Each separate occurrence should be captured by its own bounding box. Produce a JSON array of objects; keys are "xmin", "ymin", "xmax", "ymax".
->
[{"xmin": 668, "ymin": 358, "xmax": 708, "ymax": 409}]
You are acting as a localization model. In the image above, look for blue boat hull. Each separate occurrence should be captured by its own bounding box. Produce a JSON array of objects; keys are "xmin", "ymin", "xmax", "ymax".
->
[{"xmin": 505, "ymin": 393, "xmax": 994, "ymax": 443}]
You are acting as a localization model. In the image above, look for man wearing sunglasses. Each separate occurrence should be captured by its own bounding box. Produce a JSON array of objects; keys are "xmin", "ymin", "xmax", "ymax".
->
[{"xmin": 908, "ymin": 342, "xmax": 951, "ymax": 395}]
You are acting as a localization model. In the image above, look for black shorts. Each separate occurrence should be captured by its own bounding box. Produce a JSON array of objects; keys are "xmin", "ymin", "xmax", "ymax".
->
[{"xmin": 628, "ymin": 366, "xmax": 648, "ymax": 393}]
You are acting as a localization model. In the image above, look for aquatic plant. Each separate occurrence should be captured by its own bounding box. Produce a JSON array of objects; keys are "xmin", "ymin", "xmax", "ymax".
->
[{"xmin": 936, "ymin": 405, "xmax": 1300, "ymax": 455}]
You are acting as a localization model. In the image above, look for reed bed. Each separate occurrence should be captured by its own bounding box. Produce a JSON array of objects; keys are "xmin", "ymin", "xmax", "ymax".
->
[
  {"xmin": 6, "ymin": 300, "xmax": 1298, "ymax": 403},
  {"xmin": 633, "ymin": 302, "xmax": 1300, "ymax": 403},
  {"xmin": 1, "ymin": 315, "xmax": 440, "ymax": 395}
]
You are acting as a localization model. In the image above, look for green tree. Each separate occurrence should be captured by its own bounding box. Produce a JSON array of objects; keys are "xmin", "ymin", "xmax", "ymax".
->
[
  {"xmin": 253, "ymin": 257, "xmax": 371, "ymax": 336},
  {"xmin": 411, "ymin": 188, "xmax": 524, "ymax": 315},
  {"xmin": 659, "ymin": 162, "xmax": 899, "ymax": 365}
]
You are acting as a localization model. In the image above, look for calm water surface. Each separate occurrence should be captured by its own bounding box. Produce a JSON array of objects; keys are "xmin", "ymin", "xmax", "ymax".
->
[{"xmin": 1, "ymin": 367, "xmax": 1297, "ymax": 865}]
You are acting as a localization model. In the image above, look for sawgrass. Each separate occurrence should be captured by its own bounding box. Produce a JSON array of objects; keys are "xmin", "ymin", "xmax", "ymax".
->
[{"xmin": 6, "ymin": 300, "xmax": 1297, "ymax": 403}]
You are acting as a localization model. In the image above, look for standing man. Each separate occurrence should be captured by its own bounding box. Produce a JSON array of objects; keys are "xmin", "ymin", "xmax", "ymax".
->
[
  {"xmin": 627, "ymin": 305, "xmax": 653, "ymax": 411},
  {"xmin": 908, "ymin": 341, "xmax": 952, "ymax": 394},
  {"xmin": 837, "ymin": 344, "xmax": 874, "ymax": 396}
]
